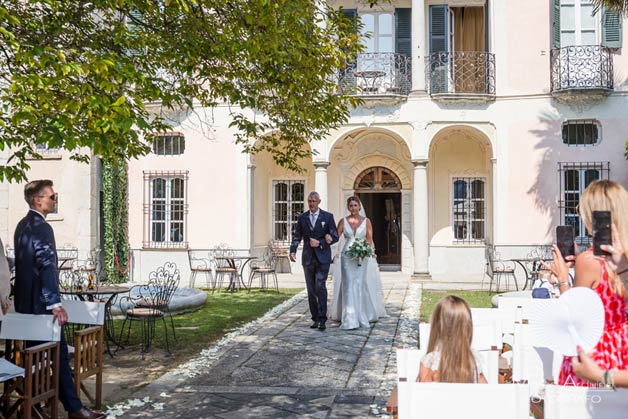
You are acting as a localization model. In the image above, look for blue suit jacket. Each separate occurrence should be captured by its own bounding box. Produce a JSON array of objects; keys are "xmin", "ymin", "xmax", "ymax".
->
[
  {"xmin": 290, "ymin": 209, "xmax": 339, "ymax": 266},
  {"xmin": 13, "ymin": 210, "xmax": 61, "ymax": 315}
]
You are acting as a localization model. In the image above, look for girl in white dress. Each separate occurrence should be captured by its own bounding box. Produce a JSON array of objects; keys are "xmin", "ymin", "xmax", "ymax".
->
[
  {"xmin": 419, "ymin": 295, "xmax": 487, "ymax": 383},
  {"xmin": 329, "ymin": 196, "xmax": 387, "ymax": 330}
]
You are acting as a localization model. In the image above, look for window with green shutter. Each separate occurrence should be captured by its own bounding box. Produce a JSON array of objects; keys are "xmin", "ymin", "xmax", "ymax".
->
[
  {"xmin": 395, "ymin": 8, "xmax": 412, "ymax": 59},
  {"xmin": 602, "ymin": 7, "xmax": 622, "ymax": 48}
]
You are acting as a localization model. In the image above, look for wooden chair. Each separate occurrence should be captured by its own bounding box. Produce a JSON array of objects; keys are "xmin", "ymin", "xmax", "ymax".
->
[
  {"xmin": 0, "ymin": 313, "xmax": 61, "ymax": 419},
  {"xmin": 65, "ymin": 300, "xmax": 105, "ymax": 409}
]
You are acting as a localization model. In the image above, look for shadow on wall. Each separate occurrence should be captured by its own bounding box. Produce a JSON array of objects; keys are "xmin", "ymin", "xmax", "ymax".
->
[{"xmin": 528, "ymin": 111, "xmax": 562, "ymax": 239}]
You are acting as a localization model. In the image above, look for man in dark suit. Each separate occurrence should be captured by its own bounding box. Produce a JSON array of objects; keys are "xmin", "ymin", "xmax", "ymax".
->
[
  {"xmin": 14, "ymin": 180, "xmax": 105, "ymax": 419},
  {"xmin": 290, "ymin": 191, "xmax": 339, "ymax": 330}
]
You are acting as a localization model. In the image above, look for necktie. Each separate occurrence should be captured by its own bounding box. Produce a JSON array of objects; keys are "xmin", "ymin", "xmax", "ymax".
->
[{"xmin": 310, "ymin": 212, "xmax": 316, "ymax": 228}]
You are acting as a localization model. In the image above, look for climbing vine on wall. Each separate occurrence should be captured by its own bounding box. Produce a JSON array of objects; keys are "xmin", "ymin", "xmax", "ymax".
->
[{"xmin": 102, "ymin": 159, "xmax": 129, "ymax": 284}]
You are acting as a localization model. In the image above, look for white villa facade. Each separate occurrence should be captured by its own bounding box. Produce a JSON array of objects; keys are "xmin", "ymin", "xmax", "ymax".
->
[{"xmin": 2, "ymin": 0, "xmax": 628, "ymax": 286}]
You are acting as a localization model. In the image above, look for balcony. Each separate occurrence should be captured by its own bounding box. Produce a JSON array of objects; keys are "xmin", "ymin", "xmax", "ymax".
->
[
  {"xmin": 338, "ymin": 52, "xmax": 411, "ymax": 100},
  {"xmin": 425, "ymin": 51, "xmax": 495, "ymax": 103},
  {"xmin": 550, "ymin": 45, "xmax": 613, "ymax": 105}
]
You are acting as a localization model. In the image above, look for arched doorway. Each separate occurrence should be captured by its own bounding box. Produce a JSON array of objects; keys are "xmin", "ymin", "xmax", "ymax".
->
[{"xmin": 354, "ymin": 166, "xmax": 402, "ymax": 269}]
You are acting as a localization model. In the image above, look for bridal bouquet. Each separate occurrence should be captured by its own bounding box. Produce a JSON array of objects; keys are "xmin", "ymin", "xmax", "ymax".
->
[{"xmin": 346, "ymin": 238, "xmax": 374, "ymax": 266}]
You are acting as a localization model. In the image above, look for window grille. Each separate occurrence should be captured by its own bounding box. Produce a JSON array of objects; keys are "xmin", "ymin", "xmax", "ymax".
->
[
  {"xmin": 152, "ymin": 132, "xmax": 185, "ymax": 156},
  {"xmin": 272, "ymin": 180, "xmax": 305, "ymax": 243},
  {"xmin": 562, "ymin": 120, "xmax": 600, "ymax": 146},
  {"xmin": 143, "ymin": 171, "xmax": 188, "ymax": 248},
  {"xmin": 452, "ymin": 177, "xmax": 486, "ymax": 243},
  {"xmin": 558, "ymin": 162, "xmax": 610, "ymax": 242}
]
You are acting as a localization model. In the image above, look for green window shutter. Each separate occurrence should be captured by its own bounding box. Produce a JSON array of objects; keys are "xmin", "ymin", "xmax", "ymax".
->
[
  {"xmin": 429, "ymin": 5, "xmax": 448, "ymax": 93},
  {"xmin": 429, "ymin": 5, "xmax": 448, "ymax": 54},
  {"xmin": 602, "ymin": 7, "xmax": 623, "ymax": 49},
  {"xmin": 395, "ymin": 8, "xmax": 412, "ymax": 58},
  {"xmin": 551, "ymin": 0, "xmax": 560, "ymax": 49}
]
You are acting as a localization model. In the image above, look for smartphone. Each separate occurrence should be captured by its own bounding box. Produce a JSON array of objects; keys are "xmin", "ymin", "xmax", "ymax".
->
[
  {"xmin": 556, "ymin": 225, "xmax": 575, "ymax": 261},
  {"xmin": 592, "ymin": 210, "xmax": 612, "ymax": 256}
]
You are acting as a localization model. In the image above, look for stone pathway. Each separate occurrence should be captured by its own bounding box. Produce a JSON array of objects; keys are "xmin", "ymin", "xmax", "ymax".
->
[{"xmin": 116, "ymin": 273, "xmax": 421, "ymax": 418}]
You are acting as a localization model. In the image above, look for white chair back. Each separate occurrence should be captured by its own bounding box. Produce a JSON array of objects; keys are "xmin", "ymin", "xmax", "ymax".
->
[
  {"xmin": 418, "ymin": 323, "xmax": 430, "ymax": 350},
  {"xmin": 0, "ymin": 313, "xmax": 61, "ymax": 342},
  {"xmin": 544, "ymin": 385, "xmax": 628, "ymax": 419},
  {"xmin": 512, "ymin": 322, "xmax": 561, "ymax": 393},
  {"xmin": 397, "ymin": 382, "xmax": 530, "ymax": 419},
  {"xmin": 63, "ymin": 300, "xmax": 106, "ymax": 326},
  {"xmin": 396, "ymin": 347, "xmax": 426, "ymax": 382},
  {"xmin": 477, "ymin": 350, "xmax": 500, "ymax": 384}
]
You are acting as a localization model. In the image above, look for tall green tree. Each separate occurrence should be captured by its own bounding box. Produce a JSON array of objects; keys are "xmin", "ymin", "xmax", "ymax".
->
[{"xmin": 0, "ymin": 0, "xmax": 362, "ymax": 181}]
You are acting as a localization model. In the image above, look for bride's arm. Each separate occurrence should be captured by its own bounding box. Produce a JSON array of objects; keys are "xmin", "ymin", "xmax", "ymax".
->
[
  {"xmin": 366, "ymin": 219, "xmax": 375, "ymax": 250},
  {"xmin": 336, "ymin": 218, "xmax": 344, "ymax": 237}
]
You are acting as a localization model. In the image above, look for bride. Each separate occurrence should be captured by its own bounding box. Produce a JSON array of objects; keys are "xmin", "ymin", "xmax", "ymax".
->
[{"xmin": 329, "ymin": 196, "xmax": 387, "ymax": 329}]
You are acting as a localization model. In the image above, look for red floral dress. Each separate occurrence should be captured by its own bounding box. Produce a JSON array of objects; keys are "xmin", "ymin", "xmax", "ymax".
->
[{"xmin": 558, "ymin": 252, "xmax": 628, "ymax": 386}]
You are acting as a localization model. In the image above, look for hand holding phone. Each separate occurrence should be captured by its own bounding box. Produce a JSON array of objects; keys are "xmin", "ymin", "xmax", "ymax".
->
[
  {"xmin": 593, "ymin": 210, "xmax": 612, "ymax": 256},
  {"xmin": 556, "ymin": 225, "xmax": 576, "ymax": 262}
]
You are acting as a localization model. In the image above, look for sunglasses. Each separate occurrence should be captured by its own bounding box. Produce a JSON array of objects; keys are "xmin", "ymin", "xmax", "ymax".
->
[{"xmin": 38, "ymin": 194, "xmax": 57, "ymax": 201}]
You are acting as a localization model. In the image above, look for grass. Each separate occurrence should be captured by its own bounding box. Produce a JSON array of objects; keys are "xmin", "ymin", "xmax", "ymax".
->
[
  {"xmin": 114, "ymin": 288, "xmax": 302, "ymax": 353},
  {"xmin": 420, "ymin": 290, "xmax": 499, "ymax": 322}
]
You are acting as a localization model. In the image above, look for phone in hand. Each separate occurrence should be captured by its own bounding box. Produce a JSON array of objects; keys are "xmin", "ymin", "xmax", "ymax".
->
[
  {"xmin": 592, "ymin": 210, "xmax": 612, "ymax": 256},
  {"xmin": 556, "ymin": 225, "xmax": 575, "ymax": 261}
]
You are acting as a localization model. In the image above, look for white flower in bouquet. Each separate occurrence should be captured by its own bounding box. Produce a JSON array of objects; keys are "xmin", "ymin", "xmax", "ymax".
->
[{"xmin": 346, "ymin": 238, "xmax": 375, "ymax": 266}]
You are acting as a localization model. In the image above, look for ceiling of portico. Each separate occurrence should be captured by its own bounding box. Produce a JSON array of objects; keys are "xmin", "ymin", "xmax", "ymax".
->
[{"xmin": 428, "ymin": 125, "xmax": 493, "ymax": 158}]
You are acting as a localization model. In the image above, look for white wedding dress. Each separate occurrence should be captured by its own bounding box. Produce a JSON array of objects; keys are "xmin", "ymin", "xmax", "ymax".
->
[{"xmin": 330, "ymin": 217, "xmax": 387, "ymax": 329}]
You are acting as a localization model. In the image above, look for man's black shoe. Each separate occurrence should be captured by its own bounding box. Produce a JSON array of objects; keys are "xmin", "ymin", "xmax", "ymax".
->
[
  {"xmin": 318, "ymin": 322, "xmax": 326, "ymax": 331},
  {"xmin": 310, "ymin": 321, "xmax": 319, "ymax": 329}
]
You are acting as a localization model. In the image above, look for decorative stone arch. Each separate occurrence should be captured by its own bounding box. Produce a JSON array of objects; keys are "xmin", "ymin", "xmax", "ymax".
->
[
  {"xmin": 343, "ymin": 155, "xmax": 411, "ymax": 190},
  {"xmin": 329, "ymin": 126, "xmax": 411, "ymax": 161},
  {"xmin": 428, "ymin": 124, "xmax": 495, "ymax": 158}
]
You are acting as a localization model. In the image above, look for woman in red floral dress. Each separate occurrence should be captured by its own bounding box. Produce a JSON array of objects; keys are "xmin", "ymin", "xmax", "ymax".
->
[{"xmin": 548, "ymin": 180, "xmax": 628, "ymax": 386}]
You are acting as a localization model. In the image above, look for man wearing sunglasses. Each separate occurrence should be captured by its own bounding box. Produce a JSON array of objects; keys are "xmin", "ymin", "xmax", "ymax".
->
[{"xmin": 14, "ymin": 180, "xmax": 105, "ymax": 419}]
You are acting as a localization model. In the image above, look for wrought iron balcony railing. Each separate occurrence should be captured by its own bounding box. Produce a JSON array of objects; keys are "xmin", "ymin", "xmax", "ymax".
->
[
  {"xmin": 550, "ymin": 45, "xmax": 613, "ymax": 92},
  {"xmin": 425, "ymin": 51, "xmax": 495, "ymax": 96},
  {"xmin": 338, "ymin": 52, "xmax": 411, "ymax": 96}
]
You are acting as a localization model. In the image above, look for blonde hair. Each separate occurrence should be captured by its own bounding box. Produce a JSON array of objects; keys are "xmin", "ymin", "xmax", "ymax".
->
[
  {"xmin": 427, "ymin": 295, "xmax": 478, "ymax": 383},
  {"xmin": 579, "ymin": 179, "xmax": 628, "ymax": 297}
]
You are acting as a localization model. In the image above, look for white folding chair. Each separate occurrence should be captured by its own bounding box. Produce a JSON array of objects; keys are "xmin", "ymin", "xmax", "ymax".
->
[
  {"xmin": 544, "ymin": 385, "xmax": 628, "ymax": 419},
  {"xmin": 0, "ymin": 313, "xmax": 61, "ymax": 419},
  {"xmin": 512, "ymin": 321, "xmax": 562, "ymax": 396},
  {"xmin": 418, "ymin": 323, "xmax": 430, "ymax": 350},
  {"xmin": 396, "ymin": 347, "xmax": 426, "ymax": 382},
  {"xmin": 397, "ymin": 382, "xmax": 530, "ymax": 419},
  {"xmin": 64, "ymin": 300, "xmax": 106, "ymax": 409}
]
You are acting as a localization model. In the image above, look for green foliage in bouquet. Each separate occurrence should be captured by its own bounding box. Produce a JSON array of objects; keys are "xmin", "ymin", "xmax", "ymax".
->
[{"xmin": 346, "ymin": 238, "xmax": 375, "ymax": 266}]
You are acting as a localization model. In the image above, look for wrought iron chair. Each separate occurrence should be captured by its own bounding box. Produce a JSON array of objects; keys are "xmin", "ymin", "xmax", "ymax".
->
[
  {"xmin": 211, "ymin": 246, "xmax": 238, "ymax": 292},
  {"xmin": 187, "ymin": 250, "xmax": 214, "ymax": 289},
  {"xmin": 118, "ymin": 262, "xmax": 180, "ymax": 354},
  {"xmin": 484, "ymin": 244, "xmax": 518, "ymax": 293},
  {"xmin": 248, "ymin": 246, "xmax": 279, "ymax": 292}
]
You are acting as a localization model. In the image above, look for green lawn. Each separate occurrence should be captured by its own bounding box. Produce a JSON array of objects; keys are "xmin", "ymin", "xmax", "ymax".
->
[
  {"xmin": 420, "ymin": 290, "xmax": 498, "ymax": 323},
  {"xmin": 114, "ymin": 288, "xmax": 302, "ymax": 353}
]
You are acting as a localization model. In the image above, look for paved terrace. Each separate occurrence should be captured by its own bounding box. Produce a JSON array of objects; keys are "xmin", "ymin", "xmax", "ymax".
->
[{"xmin": 115, "ymin": 272, "xmax": 421, "ymax": 418}]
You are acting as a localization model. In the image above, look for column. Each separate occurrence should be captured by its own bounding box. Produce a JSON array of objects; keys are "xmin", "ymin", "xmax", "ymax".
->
[
  {"xmin": 313, "ymin": 161, "xmax": 329, "ymax": 206},
  {"xmin": 412, "ymin": 0, "xmax": 426, "ymax": 93},
  {"xmin": 247, "ymin": 162, "xmax": 256, "ymax": 250},
  {"xmin": 412, "ymin": 159, "xmax": 430, "ymax": 279},
  {"xmin": 491, "ymin": 158, "xmax": 497, "ymax": 245}
]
